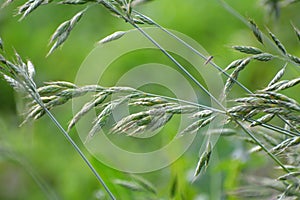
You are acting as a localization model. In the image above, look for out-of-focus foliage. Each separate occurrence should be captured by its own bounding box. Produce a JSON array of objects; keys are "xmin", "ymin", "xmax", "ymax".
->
[{"xmin": 0, "ymin": 0, "xmax": 300, "ymax": 199}]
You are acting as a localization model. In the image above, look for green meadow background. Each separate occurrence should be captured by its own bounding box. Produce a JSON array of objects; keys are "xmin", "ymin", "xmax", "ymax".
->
[{"xmin": 0, "ymin": 0, "xmax": 299, "ymax": 199}]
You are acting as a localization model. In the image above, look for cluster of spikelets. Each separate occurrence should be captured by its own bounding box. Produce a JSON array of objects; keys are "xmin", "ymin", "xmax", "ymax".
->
[{"xmin": 0, "ymin": 0, "xmax": 154, "ymax": 57}]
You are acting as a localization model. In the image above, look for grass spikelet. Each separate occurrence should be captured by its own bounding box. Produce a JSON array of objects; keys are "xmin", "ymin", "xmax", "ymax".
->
[
  {"xmin": 252, "ymin": 53, "xmax": 274, "ymax": 61},
  {"xmin": 224, "ymin": 59, "xmax": 244, "ymax": 71},
  {"xmin": 193, "ymin": 142, "xmax": 212, "ymax": 177},
  {"xmin": 207, "ymin": 128, "xmax": 236, "ymax": 136},
  {"xmin": 235, "ymin": 57, "xmax": 251, "ymax": 71},
  {"xmin": 287, "ymin": 54, "xmax": 300, "ymax": 65},
  {"xmin": 271, "ymin": 137, "xmax": 300, "ymax": 154},
  {"xmin": 97, "ymin": 31, "xmax": 126, "ymax": 44},
  {"xmin": 68, "ymin": 94, "xmax": 108, "ymax": 132},
  {"xmin": 180, "ymin": 116, "xmax": 215, "ymax": 135},
  {"xmin": 262, "ymin": 80, "xmax": 289, "ymax": 91},
  {"xmin": 18, "ymin": 0, "xmax": 44, "ymax": 21},
  {"xmin": 114, "ymin": 179, "xmax": 143, "ymax": 191},
  {"xmin": 49, "ymin": 21, "xmax": 71, "ymax": 44},
  {"xmin": 59, "ymin": 0, "xmax": 88, "ymax": 4},
  {"xmin": 130, "ymin": 175, "xmax": 157, "ymax": 195},
  {"xmin": 45, "ymin": 81, "xmax": 78, "ymax": 89},
  {"xmin": 47, "ymin": 31, "xmax": 70, "ymax": 57},
  {"xmin": 21, "ymin": 104, "xmax": 43, "ymax": 125},
  {"xmin": 262, "ymin": 92, "xmax": 298, "ymax": 105},
  {"xmin": 244, "ymin": 109, "xmax": 259, "ymax": 119},
  {"xmin": 234, "ymin": 96, "xmax": 257, "ymax": 104},
  {"xmin": 268, "ymin": 30, "xmax": 287, "ymax": 55},
  {"xmin": 250, "ymin": 114, "xmax": 274, "ymax": 127},
  {"xmin": 165, "ymin": 105, "xmax": 197, "ymax": 114},
  {"xmin": 0, "ymin": 37, "xmax": 3, "ymax": 50},
  {"xmin": 129, "ymin": 97, "xmax": 167, "ymax": 106},
  {"xmin": 99, "ymin": 1, "xmax": 122, "ymax": 18},
  {"xmin": 249, "ymin": 19, "xmax": 263, "ymax": 44},
  {"xmin": 148, "ymin": 112, "xmax": 173, "ymax": 132},
  {"xmin": 87, "ymin": 96, "xmax": 131, "ymax": 141},
  {"xmin": 26, "ymin": 60, "xmax": 35, "ymax": 79},
  {"xmin": 112, "ymin": 112, "xmax": 149, "ymax": 133},
  {"xmin": 47, "ymin": 9, "xmax": 86, "ymax": 56},
  {"xmin": 224, "ymin": 58, "xmax": 250, "ymax": 95},
  {"xmin": 1, "ymin": 0, "xmax": 13, "ymax": 8},
  {"xmin": 268, "ymin": 64, "xmax": 286, "ymax": 87},
  {"xmin": 275, "ymin": 78, "xmax": 300, "ymax": 91},
  {"xmin": 228, "ymin": 105, "xmax": 253, "ymax": 115},
  {"xmin": 2, "ymin": 74, "xmax": 24, "ymax": 92},
  {"xmin": 232, "ymin": 46, "xmax": 263, "ymax": 55},
  {"xmin": 37, "ymin": 85, "xmax": 64, "ymax": 95},
  {"xmin": 292, "ymin": 23, "xmax": 300, "ymax": 42},
  {"xmin": 133, "ymin": 13, "xmax": 155, "ymax": 25},
  {"xmin": 277, "ymin": 172, "xmax": 300, "ymax": 181},
  {"xmin": 192, "ymin": 110, "xmax": 213, "ymax": 118},
  {"xmin": 69, "ymin": 10, "xmax": 85, "ymax": 28}
]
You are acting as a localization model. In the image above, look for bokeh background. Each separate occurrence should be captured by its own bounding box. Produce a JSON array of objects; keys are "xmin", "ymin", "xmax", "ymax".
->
[{"xmin": 0, "ymin": 0, "xmax": 300, "ymax": 199}]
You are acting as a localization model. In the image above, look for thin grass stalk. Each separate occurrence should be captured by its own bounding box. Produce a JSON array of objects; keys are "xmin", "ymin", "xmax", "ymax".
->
[
  {"xmin": 233, "ymin": 120, "xmax": 290, "ymax": 173},
  {"xmin": 243, "ymin": 117, "xmax": 297, "ymax": 137}
]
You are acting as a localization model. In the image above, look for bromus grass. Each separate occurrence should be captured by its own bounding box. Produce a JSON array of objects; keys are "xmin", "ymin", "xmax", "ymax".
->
[{"xmin": 1, "ymin": 0, "xmax": 300, "ymax": 199}]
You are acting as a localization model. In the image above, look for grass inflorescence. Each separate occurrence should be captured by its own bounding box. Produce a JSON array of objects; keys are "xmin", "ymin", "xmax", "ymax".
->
[{"xmin": 1, "ymin": 0, "xmax": 300, "ymax": 199}]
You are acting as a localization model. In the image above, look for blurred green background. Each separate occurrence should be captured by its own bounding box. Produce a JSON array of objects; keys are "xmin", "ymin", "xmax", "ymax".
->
[{"xmin": 0, "ymin": 0, "xmax": 300, "ymax": 199}]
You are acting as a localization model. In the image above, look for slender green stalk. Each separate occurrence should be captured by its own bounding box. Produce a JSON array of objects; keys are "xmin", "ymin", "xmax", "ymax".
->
[
  {"xmin": 243, "ymin": 117, "xmax": 297, "ymax": 137},
  {"xmin": 234, "ymin": 120, "xmax": 290, "ymax": 172}
]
